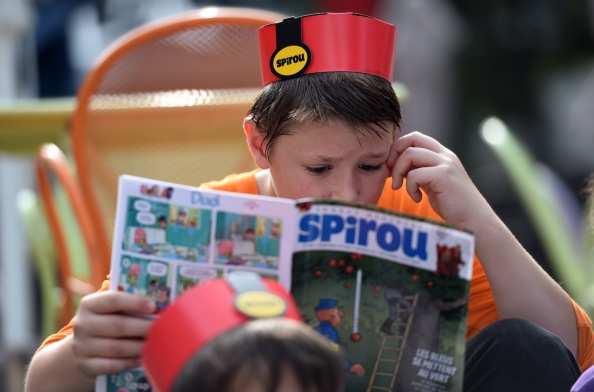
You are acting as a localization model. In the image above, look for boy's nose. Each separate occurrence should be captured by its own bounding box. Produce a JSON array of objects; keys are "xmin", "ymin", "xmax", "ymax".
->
[{"xmin": 330, "ymin": 177, "xmax": 359, "ymax": 202}]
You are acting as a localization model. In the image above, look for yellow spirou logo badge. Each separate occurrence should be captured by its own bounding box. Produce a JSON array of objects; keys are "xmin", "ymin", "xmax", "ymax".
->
[
  {"xmin": 271, "ymin": 43, "xmax": 311, "ymax": 80},
  {"xmin": 235, "ymin": 291, "xmax": 287, "ymax": 318}
]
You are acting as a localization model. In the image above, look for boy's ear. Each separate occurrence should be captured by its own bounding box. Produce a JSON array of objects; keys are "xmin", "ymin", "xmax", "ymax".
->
[{"xmin": 244, "ymin": 118, "xmax": 270, "ymax": 169}]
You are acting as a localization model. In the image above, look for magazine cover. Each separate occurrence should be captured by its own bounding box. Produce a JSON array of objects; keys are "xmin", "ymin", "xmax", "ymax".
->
[
  {"xmin": 291, "ymin": 200, "xmax": 474, "ymax": 392},
  {"xmin": 96, "ymin": 175, "xmax": 474, "ymax": 392}
]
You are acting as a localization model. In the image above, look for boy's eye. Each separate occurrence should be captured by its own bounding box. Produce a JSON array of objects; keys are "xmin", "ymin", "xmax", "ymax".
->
[
  {"xmin": 307, "ymin": 166, "xmax": 331, "ymax": 175},
  {"xmin": 360, "ymin": 164, "xmax": 383, "ymax": 171}
]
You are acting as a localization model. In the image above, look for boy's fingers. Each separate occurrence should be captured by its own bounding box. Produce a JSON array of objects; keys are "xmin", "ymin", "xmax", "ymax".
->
[
  {"xmin": 391, "ymin": 173, "xmax": 403, "ymax": 190},
  {"xmin": 73, "ymin": 336, "xmax": 146, "ymax": 359},
  {"xmin": 77, "ymin": 357, "xmax": 142, "ymax": 378},
  {"xmin": 393, "ymin": 131, "xmax": 445, "ymax": 155},
  {"xmin": 391, "ymin": 147, "xmax": 443, "ymax": 181},
  {"xmin": 74, "ymin": 312, "xmax": 155, "ymax": 338},
  {"xmin": 386, "ymin": 142, "xmax": 399, "ymax": 170},
  {"xmin": 80, "ymin": 291, "xmax": 156, "ymax": 315}
]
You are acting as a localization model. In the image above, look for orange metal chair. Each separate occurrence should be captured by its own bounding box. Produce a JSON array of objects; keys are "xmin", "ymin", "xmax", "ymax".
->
[
  {"xmin": 35, "ymin": 143, "xmax": 106, "ymax": 326},
  {"xmin": 69, "ymin": 7, "xmax": 286, "ymax": 275}
]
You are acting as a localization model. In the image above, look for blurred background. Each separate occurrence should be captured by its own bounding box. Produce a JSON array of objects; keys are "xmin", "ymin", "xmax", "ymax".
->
[{"xmin": 0, "ymin": 0, "xmax": 593, "ymax": 391}]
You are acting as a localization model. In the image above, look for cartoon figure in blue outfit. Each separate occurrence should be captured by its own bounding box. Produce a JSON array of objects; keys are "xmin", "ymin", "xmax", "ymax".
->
[
  {"xmin": 314, "ymin": 299, "xmax": 366, "ymax": 377},
  {"xmin": 155, "ymin": 285, "xmax": 171, "ymax": 313}
]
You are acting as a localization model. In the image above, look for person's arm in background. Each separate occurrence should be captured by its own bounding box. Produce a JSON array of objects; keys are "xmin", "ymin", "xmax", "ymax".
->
[
  {"xmin": 388, "ymin": 131, "xmax": 579, "ymax": 356},
  {"xmin": 25, "ymin": 291, "xmax": 155, "ymax": 392}
]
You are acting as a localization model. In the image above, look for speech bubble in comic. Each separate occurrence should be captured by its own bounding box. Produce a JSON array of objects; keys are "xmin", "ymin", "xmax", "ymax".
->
[
  {"xmin": 134, "ymin": 199, "xmax": 152, "ymax": 212},
  {"xmin": 179, "ymin": 266, "xmax": 217, "ymax": 280},
  {"xmin": 136, "ymin": 212, "xmax": 156, "ymax": 226},
  {"xmin": 147, "ymin": 262, "xmax": 167, "ymax": 276}
]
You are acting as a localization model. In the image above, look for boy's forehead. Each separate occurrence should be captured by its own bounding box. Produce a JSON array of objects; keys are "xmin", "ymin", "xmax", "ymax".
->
[{"xmin": 258, "ymin": 13, "xmax": 397, "ymax": 86}]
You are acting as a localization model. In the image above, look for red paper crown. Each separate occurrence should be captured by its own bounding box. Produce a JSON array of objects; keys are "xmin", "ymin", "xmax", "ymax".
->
[
  {"xmin": 142, "ymin": 272, "xmax": 302, "ymax": 392},
  {"xmin": 258, "ymin": 12, "xmax": 397, "ymax": 86}
]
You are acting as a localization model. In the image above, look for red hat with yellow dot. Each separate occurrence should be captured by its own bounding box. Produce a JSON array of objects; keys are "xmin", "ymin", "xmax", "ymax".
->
[
  {"xmin": 142, "ymin": 272, "xmax": 302, "ymax": 392},
  {"xmin": 258, "ymin": 12, "xmax": 397, "ymax": 86}
]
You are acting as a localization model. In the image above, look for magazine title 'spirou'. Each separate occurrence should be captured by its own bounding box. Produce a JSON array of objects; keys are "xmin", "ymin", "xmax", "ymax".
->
[
  {"xmin": 141, "ymin": 272, "xmax": 302, "ymax": 392},
  {"xmin": 257, "ymin": 12, "xmax": 397, "ymax": 86}
]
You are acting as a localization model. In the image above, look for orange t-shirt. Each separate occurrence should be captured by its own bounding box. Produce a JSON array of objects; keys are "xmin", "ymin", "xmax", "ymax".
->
[{"xmin": 37, "ymin": 170, "xmax": 594, "ymax": 370}]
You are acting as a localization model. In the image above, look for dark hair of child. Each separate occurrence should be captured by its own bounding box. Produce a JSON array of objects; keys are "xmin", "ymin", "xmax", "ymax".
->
[
  {"xmin": 171, "ymin": 318, "xmax": 344, "ymax": 392},
  {"xmin": 247, "ymin": 72, "xmax": 402, "ymax": 159}
]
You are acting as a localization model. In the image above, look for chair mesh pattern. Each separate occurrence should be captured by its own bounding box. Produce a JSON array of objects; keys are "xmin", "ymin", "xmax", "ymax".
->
[
  {"xmin": 79, "ymin": 21, "xmax": 267, "ymax": 241},
  {"xmin": 97, "ymin": 24, "xmax": 264, "ymax": 94}
]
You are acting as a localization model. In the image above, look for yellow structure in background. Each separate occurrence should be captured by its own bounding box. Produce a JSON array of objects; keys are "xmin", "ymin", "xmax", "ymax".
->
[{"xmin": 0, "ymin": 98, "xmax": 73, "ymax": 153}]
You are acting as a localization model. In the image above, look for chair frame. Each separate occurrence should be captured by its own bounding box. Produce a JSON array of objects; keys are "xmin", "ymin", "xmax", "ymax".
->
[
  {"xmin": 36, "ymin": 143, "xmax": 105, "ymax": 325},
  {"xmin": 70, "ymin": 6, "xmax": 286, "ymax": 277}
]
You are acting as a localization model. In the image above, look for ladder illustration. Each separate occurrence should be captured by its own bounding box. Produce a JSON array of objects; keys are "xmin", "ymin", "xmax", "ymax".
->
[{"xmin": 366, "ymin": 293, "xmax": 419, "ymax": 392}]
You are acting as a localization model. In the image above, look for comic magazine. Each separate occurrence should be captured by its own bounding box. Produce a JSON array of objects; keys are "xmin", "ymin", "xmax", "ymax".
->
[{"xmin": 96, "ymin": 174, "xmax": 474, "ymax": 392}]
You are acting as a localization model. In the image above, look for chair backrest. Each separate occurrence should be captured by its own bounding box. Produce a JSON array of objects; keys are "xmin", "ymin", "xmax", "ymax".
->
[
  {"xmin": 35, "ymin": 143, "xmax": 105, "ymax": 324},
  {"xmin": 70, "ymin": 7, "xmax": 286, "ymax": 266}
]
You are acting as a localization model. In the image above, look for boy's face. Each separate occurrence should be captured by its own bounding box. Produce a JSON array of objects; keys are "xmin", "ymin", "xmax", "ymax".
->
[{"xmin": 259, "ymin": 120, "xmax": 393, "ymax": 204}]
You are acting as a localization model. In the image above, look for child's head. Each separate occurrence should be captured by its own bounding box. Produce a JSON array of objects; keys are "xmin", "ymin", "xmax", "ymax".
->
[
  {"xmin": 172, "ymin": 318, "xmax": 343, "ymax": 392},
  {"xmin": 245, "ymin": 13, "xmax": 401, "ymax": 203},
  {"xmin": 142, "ymin": 272, "xmax": 342, "ymax": 392}
]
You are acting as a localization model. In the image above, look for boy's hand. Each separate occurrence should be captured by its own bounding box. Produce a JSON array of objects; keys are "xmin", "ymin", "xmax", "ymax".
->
[
  {"xmin": 71, "ymin": 290, "xmax": 156, "ymax": 378},
  {"xmin": 387, "ymin": 131, "xmax": 488, "ymax": 228}
]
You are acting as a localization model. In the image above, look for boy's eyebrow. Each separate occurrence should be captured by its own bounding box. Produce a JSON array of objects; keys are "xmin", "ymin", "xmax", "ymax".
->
[
  {"xmin": 314, "ymin": 155, "xmax": 340, "ymax": 163},
  {"xmin": 367, "ymin": 152, "xmax": 389, "ymax": 159},
  {"xmin": 310, "ymin": 152, "xmax": 388, "ymax": 162}
]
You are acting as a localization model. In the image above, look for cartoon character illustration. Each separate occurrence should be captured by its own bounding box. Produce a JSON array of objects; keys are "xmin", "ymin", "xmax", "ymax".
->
[
  {"xmin": 126, "ymin": 263, "xmax": 141, "ymax": 293},
  {"xmin": 155, "ymin": 285, "xmax": 171, "ymax": 312},
  {"xmin": 160, "ymin": 186, "xmax": 173, "ymax": 199},
  {"xmin": 437, "ymin": 244, "xmax": 464, "ymax": 276},
  {"xmin": 158, "ymin": 216, "xmax": 167, "ymax": 230},
  {"xmin": 218, "ymin": 240, "xmax": 234, "ymax": 258},
  {"xmin": 314, "ymin": 299, "xmax": 366, "ymax": 377},
  {"xmin": 270, "ymin": 220, "xmax": 281, "ymax": 238},
  {"xmin": 379, "ymin": 284, "xmax": 414, "ymax": 335},
  {"xmin": 146, "ymin": 279, "xmax": 159, "ymax": 299},
  {"xmin": 230, "ymin": 221, "xmax": 243, "ymax": 242},
  {"xmin": 133, "ymin": 228, "xmax": 155, "ymax": 254},
  {"xmin": 244, "ymin": 227, "xmax": 255, "ymax": 241},
  {"xmin": 175, "ymin": 209, "xmax": 187, "ymax": 226}
]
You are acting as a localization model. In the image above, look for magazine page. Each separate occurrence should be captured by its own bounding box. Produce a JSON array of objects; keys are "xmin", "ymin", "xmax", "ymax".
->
[
  {"xmin": 290, "ymin": 199, "xmax": 475, "ymax": 392},
  {"xmin": 95, "ymin": 174, "xmax": 296, "ymax": 392}
]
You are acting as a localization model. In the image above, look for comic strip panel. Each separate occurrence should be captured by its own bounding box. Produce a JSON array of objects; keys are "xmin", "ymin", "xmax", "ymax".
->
[
  {"xmin": 123, "ymin": 197, "xmax": 212, "ymax": 263},
  {"xmin": 214, "ymin": 211, "xmax": 282, "ymax": 270}
]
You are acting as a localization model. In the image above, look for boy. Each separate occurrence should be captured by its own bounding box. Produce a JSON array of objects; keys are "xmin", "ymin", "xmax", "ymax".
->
[{"xmin": 25, "ymin": 12, "xmax": 592, "ymax": 392}]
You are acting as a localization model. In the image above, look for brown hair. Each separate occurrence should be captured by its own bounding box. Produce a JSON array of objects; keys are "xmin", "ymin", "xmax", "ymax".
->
[
  {"xmin": 247, "ymin": 72, "xmax": 401, "ymax": 159},
  {"xmin": 171, "ymin": 318, "xmax": 344, "ymax": 392}
]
